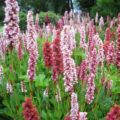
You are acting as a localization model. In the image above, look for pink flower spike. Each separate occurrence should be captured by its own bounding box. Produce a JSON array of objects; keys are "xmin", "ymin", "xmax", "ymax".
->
[{"xmin": 4, "ymin": 0, "xmax": 20, "ymax": 47}]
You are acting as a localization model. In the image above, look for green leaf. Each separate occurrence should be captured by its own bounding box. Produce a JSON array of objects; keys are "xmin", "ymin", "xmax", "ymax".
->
[
  {"xmin": 34, "ymin": 74, "xmax": 49, "ymax": 87},
  {"xmin": 112, "ymin": 87, "xmax": 120, "ymax": 94}
]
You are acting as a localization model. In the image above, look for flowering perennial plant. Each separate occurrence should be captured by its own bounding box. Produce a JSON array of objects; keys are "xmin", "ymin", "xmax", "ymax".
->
[
  {"xmin": 52, "ymin": 31, "xmax": 63, "ymax": 81},
  {"xmin": 0, "ymin": 2, "xmax": 120, "ymax": 120},
  {"xmin": 79, "ymin": 25, "xmax": 87, "ymax": 49},
  {"xmin": 116, "ymin": 25, "xmax": 120, "ymax": 68},
  {"xmin": 70, "ymin": 92, "xmax": 79, "ymax": 120},
  {"xmin": 27, "ymin": 11, "xmax": 38, "ymax": 81},
  {"xmin": 106, "ymin": 104, "xmax": 120, "ymax": 120},
  {"xmin": 4, "ymin": 0, "xmax": 20, "ymax": 47},
  {"xmin": 60, "ymin": 26, "xmax": 77, "ymax": 92},
  {"xmin": 43, "ymin": 41, "xmax": 52, "ymax": 68},
  {"xmin": 22, "ymin": 98, "xmax": 40, "ymax": 120}
]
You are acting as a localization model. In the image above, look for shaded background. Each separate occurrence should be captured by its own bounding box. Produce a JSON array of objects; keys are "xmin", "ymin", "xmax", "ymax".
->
[{"xmin": 0, "ymin": 0, "xmax": 120, "ymax": 27}]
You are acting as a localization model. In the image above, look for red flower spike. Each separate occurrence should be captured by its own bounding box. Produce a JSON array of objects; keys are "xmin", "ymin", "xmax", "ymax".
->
[
  {"xmin": 43, "ymin": 41, "xmax": 52, "ymax": 68},
  {"xmin": 52, "ymin": 31, "xmax": 63, "ymax": 81},
  {"xmin": 106, "ymin": 104, "xmax": 120, "ymax": 120},
  {"xmin": 22, "ymin": 97, "xmax": 40, "ymax": 120}
]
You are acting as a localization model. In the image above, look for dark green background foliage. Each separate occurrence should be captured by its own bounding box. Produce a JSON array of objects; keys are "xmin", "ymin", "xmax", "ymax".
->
[
  {"xmin": 0, "ymin": 0, "xmax": 70, "ymax": 29},
  {"xmin": 90, "ymin": 0, "xmax": 120, "ymax": 17},
  {"xmin": 19, "ymin": 11, "xmax": 60, "ymax": 31},
  {"xmin": 39, "ymin": 11, "xmax": 60, "ymax": 26},
  {"xmin": 18, "ymin": 0, "xmax": 72, "ymax": 14},
  {"xmin": 0, "ymin": 0, "xmax": 120, "ymax": 28}
]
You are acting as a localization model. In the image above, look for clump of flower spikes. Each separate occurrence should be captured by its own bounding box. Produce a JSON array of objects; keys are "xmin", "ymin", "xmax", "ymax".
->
[
  {"xmin": 27, "ymin": 11, "xmax": 38, "ymax": 81},
  {"xmin": 85, "ymin": 35, "xmax": 98, "ymax": 104},
  {"xmin": 60, "ymin": 25, "xmax": 77, "ymax": 92},
  {"xmin": 78, "ymin": 112, "xmax": 87, "ymax": 120},
  {"xmin": 22, "ymin": 97, "xmax": 40, "ymax": 120},
  {"xmin": 43, "ymin": 41, "xmax": 52, "ymax": 68},
  {"xmin": 88, "ymin": 21, "xmax": 95, "ymax": 51},
  {"xmin": 17, "ymin": 34, "xmax": 23, "ymax": 60},
  {"xmin": 103, "ymin": 27, "xmax": 111, "ymax": 56},
  {"xmin": 116, "ymin": 25, "xmax": 120, "ymax": 68},
  {"xmin": 52, "ymin": 30, "xmax": 63, "ymax": 82},
  {"xmin": 70, "ymin": 92, "xmax": 88, "ymax": 120},
  {"xmin": 94, "ymin": 33, "xmax": 105, "ymax": 65},
  {"xmin": 70, "ymin": 92, "xmax": 79, "ymax": 120},
  {"xmin": 4, "ymin": 0, "xmax": 20, "ymax": 47},
  {"xmin": 79, "ymin": 25, "xmax": 87, "ymax": 50},
  {"xmin": 106, "ymin": 41, "xmax": 115, "ymax": 65},
  {"xmin": 77, "ymin": 60, "xmax": 87, "ymax": 81},
  {"xmin": 106, "ymin": 104, "xmax": 120, "ymax": 120}
]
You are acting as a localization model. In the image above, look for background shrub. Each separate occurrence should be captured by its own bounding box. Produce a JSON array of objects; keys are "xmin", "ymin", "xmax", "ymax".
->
[
  {"xmin": 39, "ymin": 11, "xmax": 60, "ymax": 25},
  {"xmin": 19, "ymin": 11, "xmax": 60, "ymax": 31},
  {"xmin": 19, "ymin": 12, "xmax": 27, "ymax": 31},
  {"xmin": 0, "ymin": 7, "xmax": 4, "ymax": 26}
]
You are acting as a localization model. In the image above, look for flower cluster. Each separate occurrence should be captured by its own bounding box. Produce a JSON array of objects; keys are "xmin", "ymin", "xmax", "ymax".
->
[
  {"xmin": 78, "ymin": 112, "xmax": 87, "ymax": 120},
  {"xmin": 60, "ymin": 25, "xmax": 76, "ymax": 53},
  {"xmin": 27, "ymin": 47, "xmax": 38, "ymax": 81},
  {"xmin": 88, "ymin": 48, "xmax": 97, "ymax": 74},
  {"xmin": 97, "ymin": 45, "xmax": 105, "ymax": 67},
  {"xmin": 106, "ymin": 41, "xmax": 115, "ymax": 65},
  {"xmin": 43, "ymin": 41, "xmax": 52, "ymax": 68},
  {"xmin": 70, "ymin": 92, "xmax": 88, "ymax": 120},
  {"xmin": 103, "ymin": 27, "xmax": 111, "ymax": 56},
  {"xmin": 77, "ymin": 60, "xmax": 87, "ymax": 81},
  {"xmin": 116, "ymin": 25, "xmax": 120, "ymax": 68},
  {"xmin": 60, "ymin": 26, "xmax": 77, "ymax": 92},
  {"xmin": 56, "ymin": 18, "xmax": 64, "ymax": 30},
  {"xmin": 52, "ymin": 31, "xmax": 63, "ymax": 81},
  {"xmin": 27, "ymin": 11, "xmax": 38, "ymax": 81},
  {"xmin": 85, "ymin": 73, "xmax": 95, "ymax": 104},
  {"xmin": 63, "ymin": 56, "xmax": 77, "ymax": 92},
  {"xmin": 69, "ymin": 26, "xmax": 76, "ymax": 51},
  {"xmin": 105, "ymin": 27, "xmax": 111, "ymax": 42},
  {"xmin": 94, "ymin": 34, "xmax": 105, "ymax": 65},
  {"xmin": 22, "ymin": 97, "xmax": 40, "ymax": 120},
  {"xmin": 4, "ymin": 0, "xmax": 20, "ymax": 47},
  {"xmin": 22, "ymin": 33, "xmax": 27, "ymax": 51},
  {"xmin": 26, "ymin": 11, "xmax": 37, "ymax": 52},
  {"xmin": 70, "ymin": 92, "xmax": 79, "ymax": 120},
  {"xmin": 103, "ymin": 41, "xmax": 110, "ymax": 56},
  {"xmin": 106, "ymin": 104, "xmax": 120, "ymax": 120},
  {"xmin": 86, "ymin": 47, "xmax": 97, "ymax": 104},
  {"xmin": 88, "ymin": 22, "xmax": 94, "ymax": 51},
  {"xmin": 79, "ymin": 25, "xmax": 87, "ymax": 49}
]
